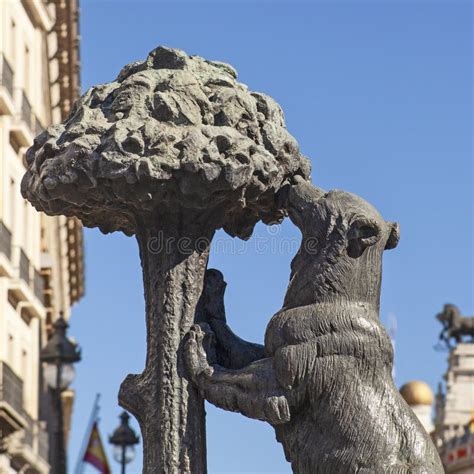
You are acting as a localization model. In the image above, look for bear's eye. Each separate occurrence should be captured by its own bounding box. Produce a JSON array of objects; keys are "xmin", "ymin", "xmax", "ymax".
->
[
  {"xmin": 347, "ymin": 220, "xmax": 380, "ymax": 258},
  {"xmin": 358, "ymin": 225, "xmax": 378, "ymax": 240}
]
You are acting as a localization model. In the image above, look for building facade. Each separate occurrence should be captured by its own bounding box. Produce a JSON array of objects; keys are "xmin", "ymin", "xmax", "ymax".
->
[
  {"xmin": 0, "ymin": 1, "xmax": 83, "ymax": 472},
  {"xmin": 433, "ymin": 343, "xmax": 474, "ymax": 473},
  {"xmin": 400, "ymin": 342, "xmax": 474, "ymax": 473}
]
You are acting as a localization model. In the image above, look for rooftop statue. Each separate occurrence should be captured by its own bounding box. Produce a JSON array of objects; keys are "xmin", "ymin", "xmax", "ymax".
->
[
  {"xmin": 22, "ymin": 46, "xmax": 443, "ymax": 473},
  {"xmin": 437, "ymin": 304, "xmax": 474, "ymax": 348}
]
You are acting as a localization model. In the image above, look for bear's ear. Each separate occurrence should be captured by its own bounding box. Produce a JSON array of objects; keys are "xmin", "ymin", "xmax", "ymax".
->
[
  {"xmin": 347, "ymin": 219, "xmax": 381, "ymax": 258},
  {"xmin": 384, "ymin": 222, "xmax": 400, "ymax": 250}
]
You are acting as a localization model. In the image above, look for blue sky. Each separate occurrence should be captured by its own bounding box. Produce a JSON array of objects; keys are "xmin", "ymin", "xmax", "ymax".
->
[{"xmin": 68, "ymin": 1, "xmax": 472, "ymax": 472}]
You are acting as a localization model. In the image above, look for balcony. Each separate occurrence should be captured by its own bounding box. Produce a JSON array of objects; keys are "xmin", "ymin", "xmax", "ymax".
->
[
  {"xmin": 0, "ymin": 221, "xmax": 14, "ymax": 277},
  {"xmin": 0, "ymin": 221, "xmax": 12, "ymax": 260},
  {"xmin": 8, "ymin": 247, "xmax": 46, "ymax": 319},
  {"xmin": 38, "ymin": 427, "xmax": 49, "ymax": 462},
  {"xmin": 8, "ymin": 411, "xmax": 50, "ymax": 473},
  {"xmin": 0, "ymin": 55, "xmax": 15, "ymax": 115},
  {"xmin": 23, "ymin": 412, "xmax": 34, "ymax": 449},
  {"xmin": 11, "ymin": 90, "xmax": 34, "ymax": 147},
  {"xmin": 19, "ymin": 250, "xmax": 46, "ymax": 305},
  {"xmin": 33, "ymin": 268, "xmax": 45, "ymax": 305},
  {"xmin": 0, "ymin": 362, "xmax": 26, "ymax": 432},
  {"xmin": 0, "ymin": 362, "xmax": 50, "ymax": 471},
  {"xmin": 21, "ymin": 92, "xmax": 33, "ymax": 130},
  {"xmin": 19, "ymin": 249, "xmax": 30, "ymax": 284}
]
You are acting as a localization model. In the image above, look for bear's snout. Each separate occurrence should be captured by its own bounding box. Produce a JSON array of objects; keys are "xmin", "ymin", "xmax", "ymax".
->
[{"xmin": 384, "ymin": 221, "xmax": 400, "ymax": 250}]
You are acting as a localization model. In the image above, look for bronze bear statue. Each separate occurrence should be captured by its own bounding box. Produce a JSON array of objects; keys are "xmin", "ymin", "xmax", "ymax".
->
[{"xmin": 185, "ymin": 178, "xmax": 443, "ymax": 473}]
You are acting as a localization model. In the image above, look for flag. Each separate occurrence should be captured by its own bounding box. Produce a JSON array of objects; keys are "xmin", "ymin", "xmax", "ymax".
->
[{"xmin": 83, "ymin": 422, "xmax": 111, "ymax": 474}]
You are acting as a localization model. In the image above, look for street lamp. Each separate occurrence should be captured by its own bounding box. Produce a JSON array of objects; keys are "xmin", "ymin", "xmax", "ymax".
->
[
  {"xmin": 109, "ymin": 411, "xmax": 140, "ymax": 474},
  {"xmin": 40, "ymin": 315, "xmax": 81, "ymax": 474}
]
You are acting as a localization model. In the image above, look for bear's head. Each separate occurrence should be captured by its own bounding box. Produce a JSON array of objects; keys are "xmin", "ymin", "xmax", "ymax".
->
[{"xmin": 281, "ymin": 178, "xmax": 399, "ymax": 310}]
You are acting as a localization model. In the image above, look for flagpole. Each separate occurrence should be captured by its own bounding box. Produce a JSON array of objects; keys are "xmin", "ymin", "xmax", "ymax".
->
[{"xmin": 74, "ymin": 393, "xmax": 101, "ymax": 474}]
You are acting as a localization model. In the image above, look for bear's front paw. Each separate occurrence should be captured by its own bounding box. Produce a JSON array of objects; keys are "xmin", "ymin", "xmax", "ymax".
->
[{"xmin": 184, "ymin": 323, "xmax": 216, "ymax": 383}]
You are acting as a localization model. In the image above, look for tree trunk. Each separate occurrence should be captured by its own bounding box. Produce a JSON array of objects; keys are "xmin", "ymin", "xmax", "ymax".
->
[{"xmin": 118, "ymin": 210, "xmax": 214, "ymax": 473}]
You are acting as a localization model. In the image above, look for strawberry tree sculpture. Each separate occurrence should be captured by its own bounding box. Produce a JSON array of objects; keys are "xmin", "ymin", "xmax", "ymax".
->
[{"xmin": 22, "ymin": 47, "xmax": 310, "ymax": 473}]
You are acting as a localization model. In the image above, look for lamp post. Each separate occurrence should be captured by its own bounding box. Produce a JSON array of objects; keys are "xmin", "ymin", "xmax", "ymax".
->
[
  {"xmin": 109, "ymin": 411, "xmax": 140, "ymax": 474},
  {"xmin": 40, "ymin": 315, "xmax": 81, "ymax": 474}
]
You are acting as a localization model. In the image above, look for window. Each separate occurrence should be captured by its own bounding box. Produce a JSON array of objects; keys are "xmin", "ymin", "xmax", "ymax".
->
[
  {"xmin": 9, "ymin": 178, "xmax": 16, "ymax": 233},
  {"xmin": 22, "ymin": 349, "xmax": 29, "ymax": 405},
  {"xmin": 10, "ymin": 19, "xmax": 16, "ymax": 64},
  {"xmin": 22, "ymin": 349, "xmax": 28, "ymax": 379},
  {"xmin": 23, "ymin": 200, "xmax": 29, "ymax": 251},
  {"xmin": 7, "ymin": 334, "xmax": 14, "ymax": 366},
  {"xmin": 24, "ymin": 45, "xmax": 30, "ymax": 95}
]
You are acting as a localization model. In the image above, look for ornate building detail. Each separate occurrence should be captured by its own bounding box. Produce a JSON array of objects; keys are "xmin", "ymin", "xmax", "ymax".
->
[
  {"xmin": 400, "ymin": 380, "xmax": 434, "ymax": 434},
  {"xmin": 434, "ymin": 305, "xmax": 474, "ymax": 473},
  {"xmin": 0, "ymin": 1, "xmax": 83, "ymax": 472}
]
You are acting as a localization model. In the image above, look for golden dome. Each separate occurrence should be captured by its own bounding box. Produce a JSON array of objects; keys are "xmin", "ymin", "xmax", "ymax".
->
[{"xmin": 400, "ymin": 381, "xmax": 434, "ymax": 406}]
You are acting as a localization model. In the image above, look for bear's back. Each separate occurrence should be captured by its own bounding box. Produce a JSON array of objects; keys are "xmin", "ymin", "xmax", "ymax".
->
[{"xmin": 265, "ymin": 302, "xmax": 388, "ymax": 356}]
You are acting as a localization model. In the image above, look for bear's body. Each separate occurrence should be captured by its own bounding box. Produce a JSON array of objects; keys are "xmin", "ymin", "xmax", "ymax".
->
[
  {"xmin": 185, "ymin": 179, "xmax": 443, "ymax": 473},
  {"xmin": 266, "ymin": 304, "xmax": 440, "ymax": 473}
]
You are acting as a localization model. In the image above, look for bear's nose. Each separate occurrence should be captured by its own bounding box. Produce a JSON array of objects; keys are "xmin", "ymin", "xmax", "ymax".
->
[{"xmin": 384, "ymin": 221, "xmax": 400, "ymax": 250}]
